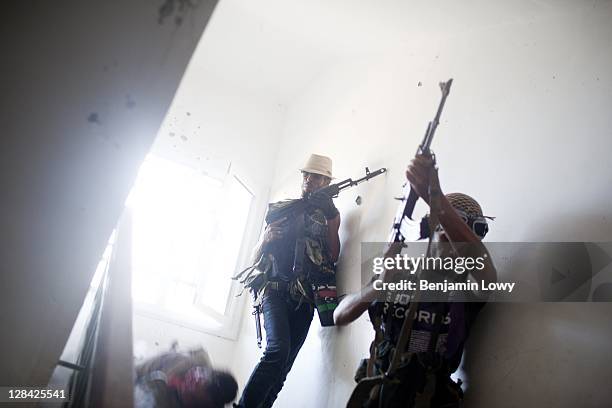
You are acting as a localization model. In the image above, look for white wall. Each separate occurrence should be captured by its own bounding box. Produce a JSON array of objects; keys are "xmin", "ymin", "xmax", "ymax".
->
[
  {"xmin": 230, "ymin": 1, "xmax": 612, "ymax": 407},
  {"xmin": 0, "ymin": 0, "xmax": 218, "ymax": 387},
  {"xmin": 132, "ymin": 66, "xmax": 287, "ymax": 369}
]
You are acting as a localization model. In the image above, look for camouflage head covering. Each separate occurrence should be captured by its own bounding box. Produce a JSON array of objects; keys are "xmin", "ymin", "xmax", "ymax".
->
[{"xmin": 445, "ymin": 192, "xmax": 484, "ymax": 218}]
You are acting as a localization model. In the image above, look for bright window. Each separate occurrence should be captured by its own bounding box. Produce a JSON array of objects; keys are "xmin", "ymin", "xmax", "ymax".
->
[{"xmin": 127, "ymin": 155, "xmax": 253, "ymax": 332}]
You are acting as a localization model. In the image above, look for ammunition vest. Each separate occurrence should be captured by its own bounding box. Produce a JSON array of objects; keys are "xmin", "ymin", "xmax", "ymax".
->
[{"xmin": 234, "ymin": 200, "xmax": 336, "ymax": 304}]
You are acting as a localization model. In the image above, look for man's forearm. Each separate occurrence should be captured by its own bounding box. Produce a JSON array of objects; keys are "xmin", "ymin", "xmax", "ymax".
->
[
  {"xmin": 327, "ymin": 214, "xmax": 341, "ymax": 262},
  {"xmin": 334, "ymin": 244, "xmax": 405, "ymax": 326},
  {"xmin": 334, "ymin": 285, "xmax": 377, "ymax": 326}
]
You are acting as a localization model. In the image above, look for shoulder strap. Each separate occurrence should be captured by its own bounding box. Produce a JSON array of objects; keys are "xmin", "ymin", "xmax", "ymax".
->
[{"xmin": 292, "ymin": 213, "xmax": 306, "ymax": 276}]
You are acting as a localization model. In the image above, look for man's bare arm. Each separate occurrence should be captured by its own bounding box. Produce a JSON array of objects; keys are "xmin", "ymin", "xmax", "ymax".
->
[
  {"xmin": 334, "ymin": 285, "xmax": 377, "ymax": 326},
  {"xmin": 334, "ymin": 242, "xmax": 404, "ymax": 326},
  {"xmin": 327, "ymin": 214, "xmax": 341, "ymax": 263}
]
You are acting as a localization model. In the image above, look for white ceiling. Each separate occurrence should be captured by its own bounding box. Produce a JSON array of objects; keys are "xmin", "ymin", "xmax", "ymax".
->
[{"xmin": 185, "ymin": 0, "xmax": 589, "ymax": 104}]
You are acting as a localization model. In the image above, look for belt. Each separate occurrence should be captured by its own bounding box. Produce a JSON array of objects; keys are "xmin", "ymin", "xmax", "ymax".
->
[{"xmin": 267, "ymin": 281, "xmax": 290, "ymax": 291}]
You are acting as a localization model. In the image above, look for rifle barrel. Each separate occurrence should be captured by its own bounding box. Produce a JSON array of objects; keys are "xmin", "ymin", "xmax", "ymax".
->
[
  {"xmin": 426, "ymin": 79, "xmax": 453, "ymax": 151},
  {"xmin": 337, "ymin": 167, "xmax": 386, "ymax": 193},
  {"xmin": 266, "ymin": 167, "xmax": 386, "ymax": 223},
  {"xmin": 392, "ymin": 79, "xmax": 453, "ymax": 234}
]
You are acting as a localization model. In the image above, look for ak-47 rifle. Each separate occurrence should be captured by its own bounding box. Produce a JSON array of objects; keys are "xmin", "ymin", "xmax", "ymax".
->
[
  {"xmin": 265, "ymin": 167, "xmax": 387, "ymax": 224},
  {"xmin": 347, "ymin": 79, "xmax": 454, "ymax": 408},
  {"xmin": 247, "ymin": 166, "xmax": 386, "ymax": 348},
  {"xmin": 389, "ymin": 79, "xmax": 453, "ymax": 243}
]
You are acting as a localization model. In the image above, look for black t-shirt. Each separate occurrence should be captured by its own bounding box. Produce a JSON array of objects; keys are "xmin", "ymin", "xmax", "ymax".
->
[{"xmin": 370, "ymin": 300, "xmax": 484, "ymax": 372}]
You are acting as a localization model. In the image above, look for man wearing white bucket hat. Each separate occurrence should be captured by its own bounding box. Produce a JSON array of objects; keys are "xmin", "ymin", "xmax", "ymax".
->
[{"xmin": 235, "ymin": 154, "xmax": 341, "ymax": 408}]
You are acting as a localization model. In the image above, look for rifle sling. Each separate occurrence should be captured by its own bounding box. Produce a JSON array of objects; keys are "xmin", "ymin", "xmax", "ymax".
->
[
  {"xmin": 385, "ymin": 164, "xmax": 443, "ymax": 377},
  {"xmin": 426, "ymin": 303, "xmax": 445, "ymax": 359},
  {"xmin": 385, "ymin": 284, "xmax": 421, "ymax": 376},
  {"xmin": 292, "ymin": 213, "xmax": 306, "ymax": 277}
]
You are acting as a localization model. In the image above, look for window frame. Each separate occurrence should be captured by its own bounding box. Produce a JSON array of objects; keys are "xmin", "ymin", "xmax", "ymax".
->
[{"xmin": 129, "ymin": 158, "xmax": 265, "ymax": 341}]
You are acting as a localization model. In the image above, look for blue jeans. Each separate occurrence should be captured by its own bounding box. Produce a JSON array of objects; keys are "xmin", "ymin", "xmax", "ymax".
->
[{"xmin": 238, "ymin": 288, "xmax": 314, "ymax": 408}]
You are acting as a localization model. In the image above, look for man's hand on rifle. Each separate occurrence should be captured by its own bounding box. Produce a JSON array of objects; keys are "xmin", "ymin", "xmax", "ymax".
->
[
  {"xmin": 309, "ymin": 190, "xmax": 339, "ymax": 220},
  {"xmin": 405, "ymin": 154, "xmax": 441, "ymax": 205},
  {"xmin": 263, "ymin": 218, "xmax": 287, "ymax": 246}
]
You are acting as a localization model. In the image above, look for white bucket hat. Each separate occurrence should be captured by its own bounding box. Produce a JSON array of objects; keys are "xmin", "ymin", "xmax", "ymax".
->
[{"xmin": 300, "ymin": 154, "xmax": 333, "ymax": 179}]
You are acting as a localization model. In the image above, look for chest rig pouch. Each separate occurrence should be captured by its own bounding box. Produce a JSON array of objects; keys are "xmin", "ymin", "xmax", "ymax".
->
[{"xmin": 295, "ymin": 209, "xmax": 338, "ymax": 326}]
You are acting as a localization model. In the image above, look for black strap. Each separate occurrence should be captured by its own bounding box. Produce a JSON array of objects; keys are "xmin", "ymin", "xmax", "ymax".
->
[
  {"xmin": 267, "ymin": 281, "xmax": 289, "ymax": 292},
  {"xmin": 292, "ymin": 213, "xmax": 306, "ymax": 276},
  {"xmin": 427, "ymin": 303, "xmax": 446, "ymax": 358}
]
